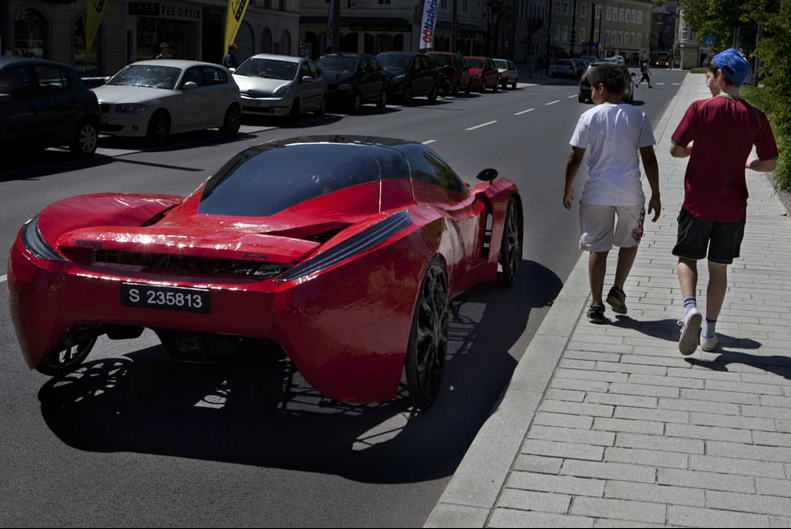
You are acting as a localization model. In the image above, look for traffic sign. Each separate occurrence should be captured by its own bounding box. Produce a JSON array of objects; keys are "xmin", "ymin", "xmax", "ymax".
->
[{"xmin": 704, "ymin": 35, "xmax": 715, "ymax": 47}]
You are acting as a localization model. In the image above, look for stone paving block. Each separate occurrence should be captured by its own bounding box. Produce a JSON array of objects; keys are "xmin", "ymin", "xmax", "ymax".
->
[
  {"xmin": 592, "ymin": 519, "xmax": 670, "ymax": 528},
  {"xmin": 488, "ymin": 509, "xmax": 594, "ymax": 528},
  {"xmin": 593, "ymin": 417, "xmax": 664, "ymax": 436},
  {"xmin": 680, "ymin": 388, "xmax": 761, "ymax": 405},
  {"xmin": 707, "ymin": 491, "xmax": 791, "ymax": 517},
  {"xmin": 528, "ymin": 425, "xmax": 615, "ymax": 447},
  {"xmin": 506, "ymin": 471, "xmax": 605, "ymax": 497},
  {"xmin": 605, "ymin": 480, "xmax": 705, "ymax": 507},
  {"xmin": 754, "ymin": 431, "xmax": 791, "ymax": 448},
  {"xmin": 659, "ymin": 398, "xmax": 741, "ymax": 416},
  {"xmin": 609, "ymin": 382, "xmax": 680, "ymax": 399},
  {"xmin": 706, "ymin": 441, "xmax": 791, "ymax": 464},
  {"xmin": 666, "ymin": 367, "xmax": 741, "ymax": 382},
  {"xmin": 614, "ymin": 406, "xmax": 690, "ymax": 425},
  {"xmin": 777, "ymin": 420, "xmax": 791, "ymax": 434},
  {"xmin": 628, "ymin": 373, "xmax": 703, "ymax": 390},
  {"xmin": 424, "ymin": 504, "xmax": 488, "ymax": 528},
  {"xmin": 513, "ymin": 455, "xmax": 564, "ymax": 475},
  {"xmin": 545, "ymin": 389, "xmax": 586, "ymax": 403},
  {"xmin": 762, "ymin": 395, "xmax": 791, "ymax": 408},
  {"xmin": 705, "ymin": 379, "xmax": 785, "ymax": 396},
  {"xmin": 742, "ymin": 405, "xmax": 791, "ymax": 420},
  {"xmin": 534, "ymin": 412, "xmax": 594, "ymax": 430},
  {"xmin": 496, "ymin": 489, "xmax": 572, "ymax": 514},
  {"xmin": 586, "ymin": 392, "xmax": 658, "ymax": 409},
  {"xmin": 770, "ymin": 516, "xmax": 791, "ymax": 528},
  {"xmin": 604, "ymin": 447, "xmax": 689, "ymax": 470},
  {"xmin": 756, "ymin": 477, "xmax": 791, "ymax": 498},
  {"xmin": 668, "ymin": 506, "xmax": 769, "ymax": 527},
  {"xmin": 621, "ymin": 354, "xmax": 693, "ymax": 368},
  {"xmin": 555, "ymin": 368, "xmax": 629, "ymax": 383},
  {"xmin": 549, "ymin": 376, "xmax": 610, "ymax": 393},
  {"xmin": 739, "ymin": 372, "xmax": 791, "ymax": 387},
  {"xmin": 521, "ymin": 440, "xmax": 604, "ymax": 462},
  {"xmin": 564, "ymin": 349, "xmax": 622, "ymax": 364},
  {"xmin": 616, "ymin": 433, "xmax": 704, "ymax": 454},
  {"xmin": 565, "ymin": 342, "xmax": 635, "ymax": 354},
  {"xmin": 657, "ymin": 468, "xmax": 755, "ymax": 493},
  {"xmin": 690, "ymin": 455, "xmax": 786, "ymax": 479},
  {"xmin": 560, "ymin": 460, "xmax": 657, "ymax": 483},
  {"xmin": 690, "ymin": 412, "xmax": 776, "ymax": 432},
  {"xmin": 594, "ymin": 362, "xmax": 667, "ymax": 376},
  {"xmin": 665, "ymin": 424, "xmax": 753, "ymax": 444},
  {"xmin": 570, "ymin": 497, "xmax": 666, "ymax": 524},
  {"xmin": 539, "ymin": 400, "xmax": 615, "ymax": 418},
  {"xmin": 559, "ymin": 359, "xmax": 596, "ymax": 371}
]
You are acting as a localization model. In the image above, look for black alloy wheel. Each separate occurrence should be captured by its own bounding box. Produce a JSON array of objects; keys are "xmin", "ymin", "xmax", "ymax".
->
[
  {"xmin": 36, "ymin": 335, "xmax": 97, "ymax": 376},
  {"xmin": 376, "ymin": 89, "xmax": 387, "ymax": 109},
  {"xmin": 499, "ymin": 198, "xmax": 521, "ymax": 286},
  {"xmin": 70, "ymin": 120, "xmax": 98, "ymax": 156},
  {"xmin": 220, "ymin": 104, "xmax": 241, "ymax": 136},
  {"xmin": 146, "ymin": 111, "xmax": 171, "ymax": 146},
  {"xmin": 405, "ymin": 257, "xmax": 449, "ymax": 410}
]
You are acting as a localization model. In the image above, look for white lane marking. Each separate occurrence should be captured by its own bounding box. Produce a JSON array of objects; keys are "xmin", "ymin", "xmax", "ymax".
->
[
  {"xmin": 515, "ymin": 108, "xmax": 535, "ymax": 115},
  {"xmin": 672, "ymin": 82, "xmax": 680, "ymax": 85},
  {"xmin": 422, "ymin": 139, "xmax": 437, "ymax": 145},
  {"xmin": 465, "ymin": 120, "xmax": 498, "ymax": 131},
  {"xmin": 546, "ymin": 100, "xmax": 560, "ymax": 106},
  {"xmin": 567, "ymin": 95, "xmax": 577, "ymax": 98},
  {"xmin": 656, "ymin": 82, "xmax": 665, "ymax": 85},
  {"xmin": 0, "ymin": 275, "xmax": 6, "ymax": 283}
]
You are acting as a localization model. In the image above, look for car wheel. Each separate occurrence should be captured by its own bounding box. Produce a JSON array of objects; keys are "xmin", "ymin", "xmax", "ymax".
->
[
  {"xmin": 405, "ymin": 257, "xmax": 448, "ymax": 410},
  {"xmin": 402, "ymin": 85, "xmax": 413, "ymax": 103},
  {"xmin": 220, "ymin": 104, "xmax": 241, "ymax": 136},
  {"xmin": 36, "ymin": 335, "xmax": 97, "ymax": 376},
  {"xmin": 465, "ymin": 85, "xmax": 471, "ymax": 95},
  {"xmin": 69, "ymin": 120, "xmax": 98, "ymax": 156},
  {"xmin": 288, "ymin": 99, "xmax": 301, "ymax": 121},
  {"xmin": 452, "ymin": 83, "xmax": 459, "ymax": 96},
  {"xmin": 315, "ymin": 95, "xmax": 327, "ymax": 116},
  {"xmin": 493, "ymin": 80, "xmax": 499, "ymax": 92},
  {"xmin": 499, "ymin": 198, "xmax": 521, "ymax": 286},
  {"xmin": 428, "ymin": 83, "xmax": 438, "ymax": 102},
  {"xmin": 376, "ymin": 89, "xmax": 387, "ymax": 109},
  {"xmin": 146, "ymin": 111, "xmax": 170, "ymax": 146},
  {"xmin": 512, "ymin": 80, "xmax": 518, "ymax": 89},
  {"xmin": 350, "ymin": 90, "xmax": 362, "ymax": 113},
  {"xmin": 578, "ymin": 93, "xmax": 586, "ymax": 103},
  {"xmin": 479, "ymin": 82, "xmax": 486, "ymax": 93}
]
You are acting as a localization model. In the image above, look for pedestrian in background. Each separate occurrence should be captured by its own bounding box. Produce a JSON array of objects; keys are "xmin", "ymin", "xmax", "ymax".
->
[
  {"xmin": 636, "ymin": 60, "xmax": 652, "ymax": 88},
  {"xmin": 155, "ymin": 42, "xmax": 171, "ymax": 59},
  {"xmin": 670, "ymin": 48, "xmax": 779, "ymax": 355},
  {"xmin": 564, "ymin": 63, "xmax": 661, "ymax": 323},
  {"xmin": 223, "ymin": 43, "xmax": 239, "ymax": 70}
]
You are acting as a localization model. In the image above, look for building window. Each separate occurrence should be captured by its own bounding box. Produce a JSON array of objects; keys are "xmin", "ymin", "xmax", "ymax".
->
[
  {"xmin": 580, "ymin": 28, "xmax": 585, "ymax": 41},
  {"xmin": 14, "ymin": 8, "xmax": 48, "ymax": 58},
  {"xmin": 581, "ymin": 3, "xmax": 586, "ymax": 17},
  {"xmin": 636, "ymin": 33, "xmax": 641, "ymax": 47},
  {"xmin": 73, "ymin": 15, "xmax": 101, "ymax": 76},
  {"xmin": 637, "ymin": 10, "xmax": 642, "ymax": 24},
  {"xmin": 441, "ymin": 0, "xmax": 447, "ymax": 8},
  {"xmin": 606, "ymin": 6, "xmax": 611, "ymax": 20},
  {"xmin": 462, "ymin": 0, "xmax": 467, "ymax": 12},
  {"xmin": 563, "ymin": 1, "xmax": 569, "ymax": 15},
  {"xmin": 555, "ymin": 1, "xmax": 561, "ymax": 15},
  {"xmin": 625, "ymin": 9, "xmax": 630, "ymax": 23},
  {"xmin": 280, "ymin": 30, "xmax": 291, "ymax": 55},
  {"xmin": 619, "ymin": 8, "xmax": 624, "ymax": 22}
]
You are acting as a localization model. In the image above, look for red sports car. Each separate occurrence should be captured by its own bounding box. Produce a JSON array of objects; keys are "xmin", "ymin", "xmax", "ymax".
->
[{"xmin": 8, "ymin": 136, "xmax": 522, "ymax": 409}]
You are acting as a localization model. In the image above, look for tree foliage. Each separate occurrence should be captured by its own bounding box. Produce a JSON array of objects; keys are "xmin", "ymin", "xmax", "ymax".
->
[{"xmin": 678, "ymin": 0, "xmax": 780, "ymax": 53}]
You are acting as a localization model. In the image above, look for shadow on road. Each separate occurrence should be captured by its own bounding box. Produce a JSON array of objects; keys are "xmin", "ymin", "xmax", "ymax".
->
[{"xmin": 38, "ymin": 259, "xmax": 562, "ymax": 484}]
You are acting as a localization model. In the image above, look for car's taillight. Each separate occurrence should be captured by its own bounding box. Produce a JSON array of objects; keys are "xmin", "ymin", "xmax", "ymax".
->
[{"xmin": 582, "ymin": 75, "xmax": 588, "ymax": 83}]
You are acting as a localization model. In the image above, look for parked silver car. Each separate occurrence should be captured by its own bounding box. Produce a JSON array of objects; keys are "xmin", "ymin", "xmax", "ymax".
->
[
  {"xmin": 548, "ymin": 58, "xmax": 578, "ymax": 79},
  {"xmin": 493, "ymin": 59, "xmax": 518, "ymax": 89},
  {"xmin": 93, "ymin": 60, "xmax": 242, "ymax": 145},
  {"xmin": 233, "ymin": 54, "xmax": 328, "ymax": 119}
]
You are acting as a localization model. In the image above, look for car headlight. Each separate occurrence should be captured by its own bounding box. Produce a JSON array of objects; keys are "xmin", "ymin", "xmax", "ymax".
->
[
  {"xmin": 474, "ymin": 72, "xmax": 482, "ymax": 79},
  {"xmin": 277, "ymin": 211, "xmax": 412, "ymax": 282},
  {"xmin": 274, "ymin": 85, "xmax": 290, "ymax": 97},
  {"xmin": 21, "ymin": 217, "xmax": 66, "ymax": 261},
  {"xmin": 115, "ymin": 103, "xmax": 148, "ymax": 114},
  {"xmin": 393, "ymin": 74, "xmax": 407, "ymax": 82},
  {"xmin": 337, "ymin": 83, "xmax": 352, "ymax": 91}
]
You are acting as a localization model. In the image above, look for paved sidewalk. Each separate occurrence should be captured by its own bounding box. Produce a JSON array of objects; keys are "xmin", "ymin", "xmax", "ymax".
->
[{"xmin": 426, "ymin": 72, "xmax": 791, "ymax": 527}]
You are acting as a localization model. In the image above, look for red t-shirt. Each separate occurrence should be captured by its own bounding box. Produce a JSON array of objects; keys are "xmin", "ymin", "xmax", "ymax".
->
[{"xmin": 671, "ymin": 95, "xmax": 779, "ymax": 222}]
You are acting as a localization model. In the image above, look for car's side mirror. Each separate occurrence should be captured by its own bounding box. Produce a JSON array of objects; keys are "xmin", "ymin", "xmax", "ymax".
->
[
  {"xmin": 476, "ymin": 168, "xmax": 498, "ymax": 183},
  {"xmin": 301, "ymin": 75, "xmax": 313, "ymax": 83},
  {"xmin": 228, "ymin": 68, "xmax": 236, "ymax": 73},
  {"xmin": 0, "ymin": 93, "xmax": 11, "ymax": 103},
  {"xmin": 182, "ymin": 81, "xmax": 199, "ymax": 89}
]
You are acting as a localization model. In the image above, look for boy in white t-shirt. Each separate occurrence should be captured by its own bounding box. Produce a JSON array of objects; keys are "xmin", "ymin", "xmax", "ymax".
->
[{"xmin": 564, "ymin": 63, "xmax": 661, "ymax": 323}]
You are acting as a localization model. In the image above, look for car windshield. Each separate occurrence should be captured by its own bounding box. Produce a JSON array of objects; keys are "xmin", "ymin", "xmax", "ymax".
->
[
  {"xmin": 555, "ymin": 59, "xmax": 573, "ymax": 65},
  {"xmin": 235, "ymin": 58, "xmax": 298, "ymax": 80},
  {"xmin": 493, "ymin": 59, "xmax": 508, "ymax": 69},
  {"xmin": 378, "ymin": 54, "xmax": 412, "ymax": 69},
  {"xmin": 199, "ymin": 143, "xmax": 409, "ymax": 217},
  {"xmin": 107, "ymin": 65, "xmax": 181, "ymax": 90},
  {"xmin": 466, "ymin": 58, "xmax": 484, "ymax": 69},
  {"xmin": 429, "ymin": 54, "xmax": 451, "ymax": 66},
  {"xmin": 316, "ymin": 56, "xmax": 359, "ymax": 74}
]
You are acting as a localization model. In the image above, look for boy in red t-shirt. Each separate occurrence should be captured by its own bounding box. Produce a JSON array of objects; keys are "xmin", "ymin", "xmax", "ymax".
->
[{"xmin": 670, "ymin": 48, "xmax": 779, "ymax": 355}]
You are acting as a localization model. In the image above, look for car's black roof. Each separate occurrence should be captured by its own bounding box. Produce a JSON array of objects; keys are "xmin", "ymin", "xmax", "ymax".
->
[
  {"xmin": 319, "ymin": 53, "xmax": 377, "ymax": 60},
  {"xmin": 0, "ymin": 56, "xmax": 77, "ymax": 71},
  {"xmin": 377, "ymin": 51, "xmax": 427, "ymax": 57}
]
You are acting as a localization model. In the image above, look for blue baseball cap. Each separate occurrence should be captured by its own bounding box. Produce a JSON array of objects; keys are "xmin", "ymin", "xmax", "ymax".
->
[{"xmin": 713, "ymin": 48, "xmax": 750, "ymax": 86}]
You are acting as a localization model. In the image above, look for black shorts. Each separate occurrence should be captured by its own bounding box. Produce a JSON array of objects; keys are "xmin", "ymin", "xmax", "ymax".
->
[{"xmin": 672, "ymin": 208, "xmax": 746, "ymax": 264}]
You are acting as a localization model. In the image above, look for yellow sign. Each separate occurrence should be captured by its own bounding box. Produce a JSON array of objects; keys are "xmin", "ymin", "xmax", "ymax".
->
[
  {"xmin": 224, "ymin": 0, "xmax": 251, "ymax": 56},
  {"xmin": 86, "ymin": 0, "xmax": 108, "ymax": 56}
]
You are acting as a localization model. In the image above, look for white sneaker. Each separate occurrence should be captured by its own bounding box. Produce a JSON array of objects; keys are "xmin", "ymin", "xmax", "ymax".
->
[
  {"xmin": 678, "ymin": 308, "xmax": 702, "ymax": 356},
  {"xmin": 701, "ymin": 333, "xmax": 719, "ymax": 352}
]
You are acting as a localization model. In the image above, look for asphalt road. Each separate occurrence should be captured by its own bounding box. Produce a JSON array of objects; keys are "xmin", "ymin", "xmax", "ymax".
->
[{"xmin": 0, "ymin": 68, "xmax": 687, "ymax": 527}]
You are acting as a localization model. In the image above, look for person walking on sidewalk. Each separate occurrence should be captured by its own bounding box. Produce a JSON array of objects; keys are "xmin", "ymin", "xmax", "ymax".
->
[
  {"xmin": 564, "ymin": 63, "xmax": 661, "ymax": 323},
  {"xmin": 670, "ymin": 49, "xmax": 779, "ymax": 355},
  {"xmin": 636, "ymin": 60, "xmax": 652, "ymax": 88}
]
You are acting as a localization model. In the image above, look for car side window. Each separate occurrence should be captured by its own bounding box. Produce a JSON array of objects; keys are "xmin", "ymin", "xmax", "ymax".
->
[
  {"xmin": 308, "ymin": 61, "xmax": 319, "ymax": 78},
  {"xmin": 202, "ymin": 66, "xmax": 228, "ymax": 85},
  {"xmin": 0, "ymin": 65, "xmax": 35, "ymax": 99},
  {"xmin": 33, "ymin": 65, "xmax": 70, "ymax": 94},
  {"xmin": 182, "ymin": 67, "xmax": 204, "ymax": 87},
  {"xmin": 299, "ymin": 61, "xmax": 311, "ymax": 80},
  {"xmin": 402, "ymin": 143, "xmax": 467, "ymax": 196}
]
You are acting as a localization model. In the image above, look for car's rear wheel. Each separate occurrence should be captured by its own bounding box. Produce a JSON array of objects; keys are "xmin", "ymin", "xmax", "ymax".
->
[
  {"xmin": 146, "ymin": 111, "xmax": 170, "ymax": 146},
  {"xmin": 493, "ymin": 79, "xmax": 499, "ymax": 92},
  {"xmin": 220, "ymin": 104, "xmax": 241, "ymax": 136},
  {"xmin": 578, "ymin": 93, "xmax": 586, "ymax": 103},
  {"xmin": 315, "ymin": 95, "xmax": 327, "ymax": 116},
  {"xmin": 479, "ymin": 82, "xmax": 486, "ymax": 93},
  {"xmin": 402, "ymin": 85, "xmax": 413, "ymax": 103},
  {"xmin": 512, "ymin": 79, "xmax": 518, "ymax": 89},
  {"xmin": 428, "ymin": 83, "xmax": 438, "ymax": 102},
  {"xmin": 376, "ymin": 88, "xmax": 387, "ymax": 109},
  {"xmin": 499, "ymin": 198, "xmax": 521, "ymax": 286},
  {"xmin": 288, "ymin": 99, "xmax": 301, "ymax": 121},
  {"xmin": 405, "ymin": 257, "xmax": 448, "ymax": 410},
  {"xmin": 36, "ymin": 335, "xmax": 97, "ymax": 376},
  {"xmin": 69, "ymin": 120, "xmax": 98, "ymax": 156}
]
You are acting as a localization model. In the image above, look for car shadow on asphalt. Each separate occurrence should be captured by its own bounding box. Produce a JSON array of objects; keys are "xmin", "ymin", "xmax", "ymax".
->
[{"xmin": 37, "ymin": 259, "xmax": 562, "ymax": 484}]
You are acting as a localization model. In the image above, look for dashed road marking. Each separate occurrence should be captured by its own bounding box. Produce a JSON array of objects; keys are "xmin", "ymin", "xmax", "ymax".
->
[
  {"xmin": 656, "ymin": 82, "xmax": 665, "ymax": 85},
  {"xmin": 546, "ymin": 100, "xmax": 560, "ymax": 106},
  {"xmin": 466, "ymin": 120, "xmax": 498, "ymax": 131},
  {"xmin": 422, "ymin": 140, "xmax": 437, "ymax": 145},
  {"xmin": 567, "ymin": 95, "xmax": 577, "ymax": 98},
  {"xmin": 515, "ymin": 108, "xmax": 535, "ymax": 115},
  {"xmin": 672, "ymin": 82, "xmax": 680, "ymax": 85}
]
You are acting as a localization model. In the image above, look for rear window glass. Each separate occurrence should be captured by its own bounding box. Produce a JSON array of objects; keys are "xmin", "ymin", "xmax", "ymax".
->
[
  {"xmin": 429, "ymin": 54, "xmax": 451, "ymax": 66},
  {"xmin": 466, "ymin": 58, "xmax": 484, "ymax": 69},
  {"xmin": 199, "ymin": 143, "xmax": 409, "ymax": 217}
]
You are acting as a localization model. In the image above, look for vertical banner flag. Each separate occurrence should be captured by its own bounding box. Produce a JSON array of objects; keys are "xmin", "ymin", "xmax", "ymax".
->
[
  {"xmin": 85, "ymin": 0, "xmax": 108, "ymax": 56},
  {"xmin": 419, "ymin": 0, "xmax": 439, "ymax": 49},
  {"xmin": 225, "ymin": 0, "xmax": 251, "ymax": 56},
  {"xmin": 325, "ymin": 0, "xmax": 335, "ymax": 49}
]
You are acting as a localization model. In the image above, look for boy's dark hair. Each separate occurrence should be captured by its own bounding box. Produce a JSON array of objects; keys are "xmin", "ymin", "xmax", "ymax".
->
[
  {"xmin": 587, "ymin": 63, "xmax": 625, "ymax": 95},
  {"xmin": 703, "ymin": 53, "xmax": 737, "ymax": 86}
]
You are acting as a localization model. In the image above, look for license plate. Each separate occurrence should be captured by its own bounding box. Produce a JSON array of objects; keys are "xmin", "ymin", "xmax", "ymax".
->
[{"xmin": 121, "ymin": 283, "xmax": 211, "ymax": 314}]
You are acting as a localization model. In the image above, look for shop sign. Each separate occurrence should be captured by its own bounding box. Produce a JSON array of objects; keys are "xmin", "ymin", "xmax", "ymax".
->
[
  {"xmin": 129, "ymin": 2, "xmax": 160, "ymax": 16},
  {"xmin": 129, "ymin": 2, "xmax": 202, "ymax": 20}
]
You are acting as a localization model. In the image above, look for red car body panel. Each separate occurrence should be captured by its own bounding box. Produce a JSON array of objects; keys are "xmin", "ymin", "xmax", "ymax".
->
[
  {"xmin": 464, "ymin": 56, "xmax": 499, "ymax": 90},
  {"xmin": 8, "ymin": 138, "xmax": 521, "ymax": 404}
]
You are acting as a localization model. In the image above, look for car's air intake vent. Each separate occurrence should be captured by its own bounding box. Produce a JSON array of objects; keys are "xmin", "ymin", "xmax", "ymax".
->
[{"xmin": 77, "ymin": 249, "xmax": 291, "ymax": 279}]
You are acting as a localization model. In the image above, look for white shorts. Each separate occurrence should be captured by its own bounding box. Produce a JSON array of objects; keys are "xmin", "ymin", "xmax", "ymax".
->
[{"xmin": 579, "ymin": 202, "xmax": 646, "ymax": 252}]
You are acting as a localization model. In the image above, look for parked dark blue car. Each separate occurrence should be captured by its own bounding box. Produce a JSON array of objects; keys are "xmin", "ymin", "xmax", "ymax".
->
[
  {"xmin": 316, "ymin": 53, "xmax": 388, "ymax": 113},
  {"xmin": 376, "ymin": 52, "xmax": 440, "ymax": 103}
]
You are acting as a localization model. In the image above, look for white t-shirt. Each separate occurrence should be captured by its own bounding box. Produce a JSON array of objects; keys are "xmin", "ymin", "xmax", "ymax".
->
[{"xmin": 569, "ymin": 103, "xmax": 655, "ymax": 206}]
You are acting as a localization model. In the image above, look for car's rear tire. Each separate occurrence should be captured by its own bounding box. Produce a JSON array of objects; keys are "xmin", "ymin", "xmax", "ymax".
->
[
  {"xmin": 350, "ymin": 90, "xmax": 362, "ymax": 113},
  {"xmin": 220, "ymin": 104, "xmax": 241, "ymax": 136},
  {"xmin": 146, "ymin": 111, "xmax": 170, "ymax": 146},
  {"xmin": 69, "ymin": 120, "xmax": 98, "ymax": 156},
  {"xmin": 288, "ymin": 99, "xmax": 301, "ymax": 121},
  {"xmin": 315, "ymin": 95, "xmax": 327, "ymax": 116},
  {"xmin": 499, "ymin": 198, "xmax": 521, "ymax": 287},
  {"xmin": 402, "ymin": 85, "xmax": 413, "ymax": 103},
  {"xmin": 36, "ymin": 335, "xmax": 97, "ymax": 376},
  {"xmin": 493, "ymin": 80, "xmax": 499, "ymax": 92},
  {"xmin": 376, "ymin": 89, "xmax": 387, "ymax": 109},
  {"xmin": 428, "ymin": 83, "xmax": 438, "ymax": 102},
  {"xmin": 578, "ymin": 94, "xmax": 586, "ymax": 103},
  {"xmin": 405, "ymin": 257, "xmax": 448, "ymax": 411},
  {"xmin": 512, "ymin": 79, "xmax": 518, "ymax": 89}
]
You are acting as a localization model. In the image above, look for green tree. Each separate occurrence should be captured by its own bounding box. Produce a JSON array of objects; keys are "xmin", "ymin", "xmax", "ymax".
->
[{"xmin": 678, "ymin": 0, "xmax": 780, "ymax": 53}]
